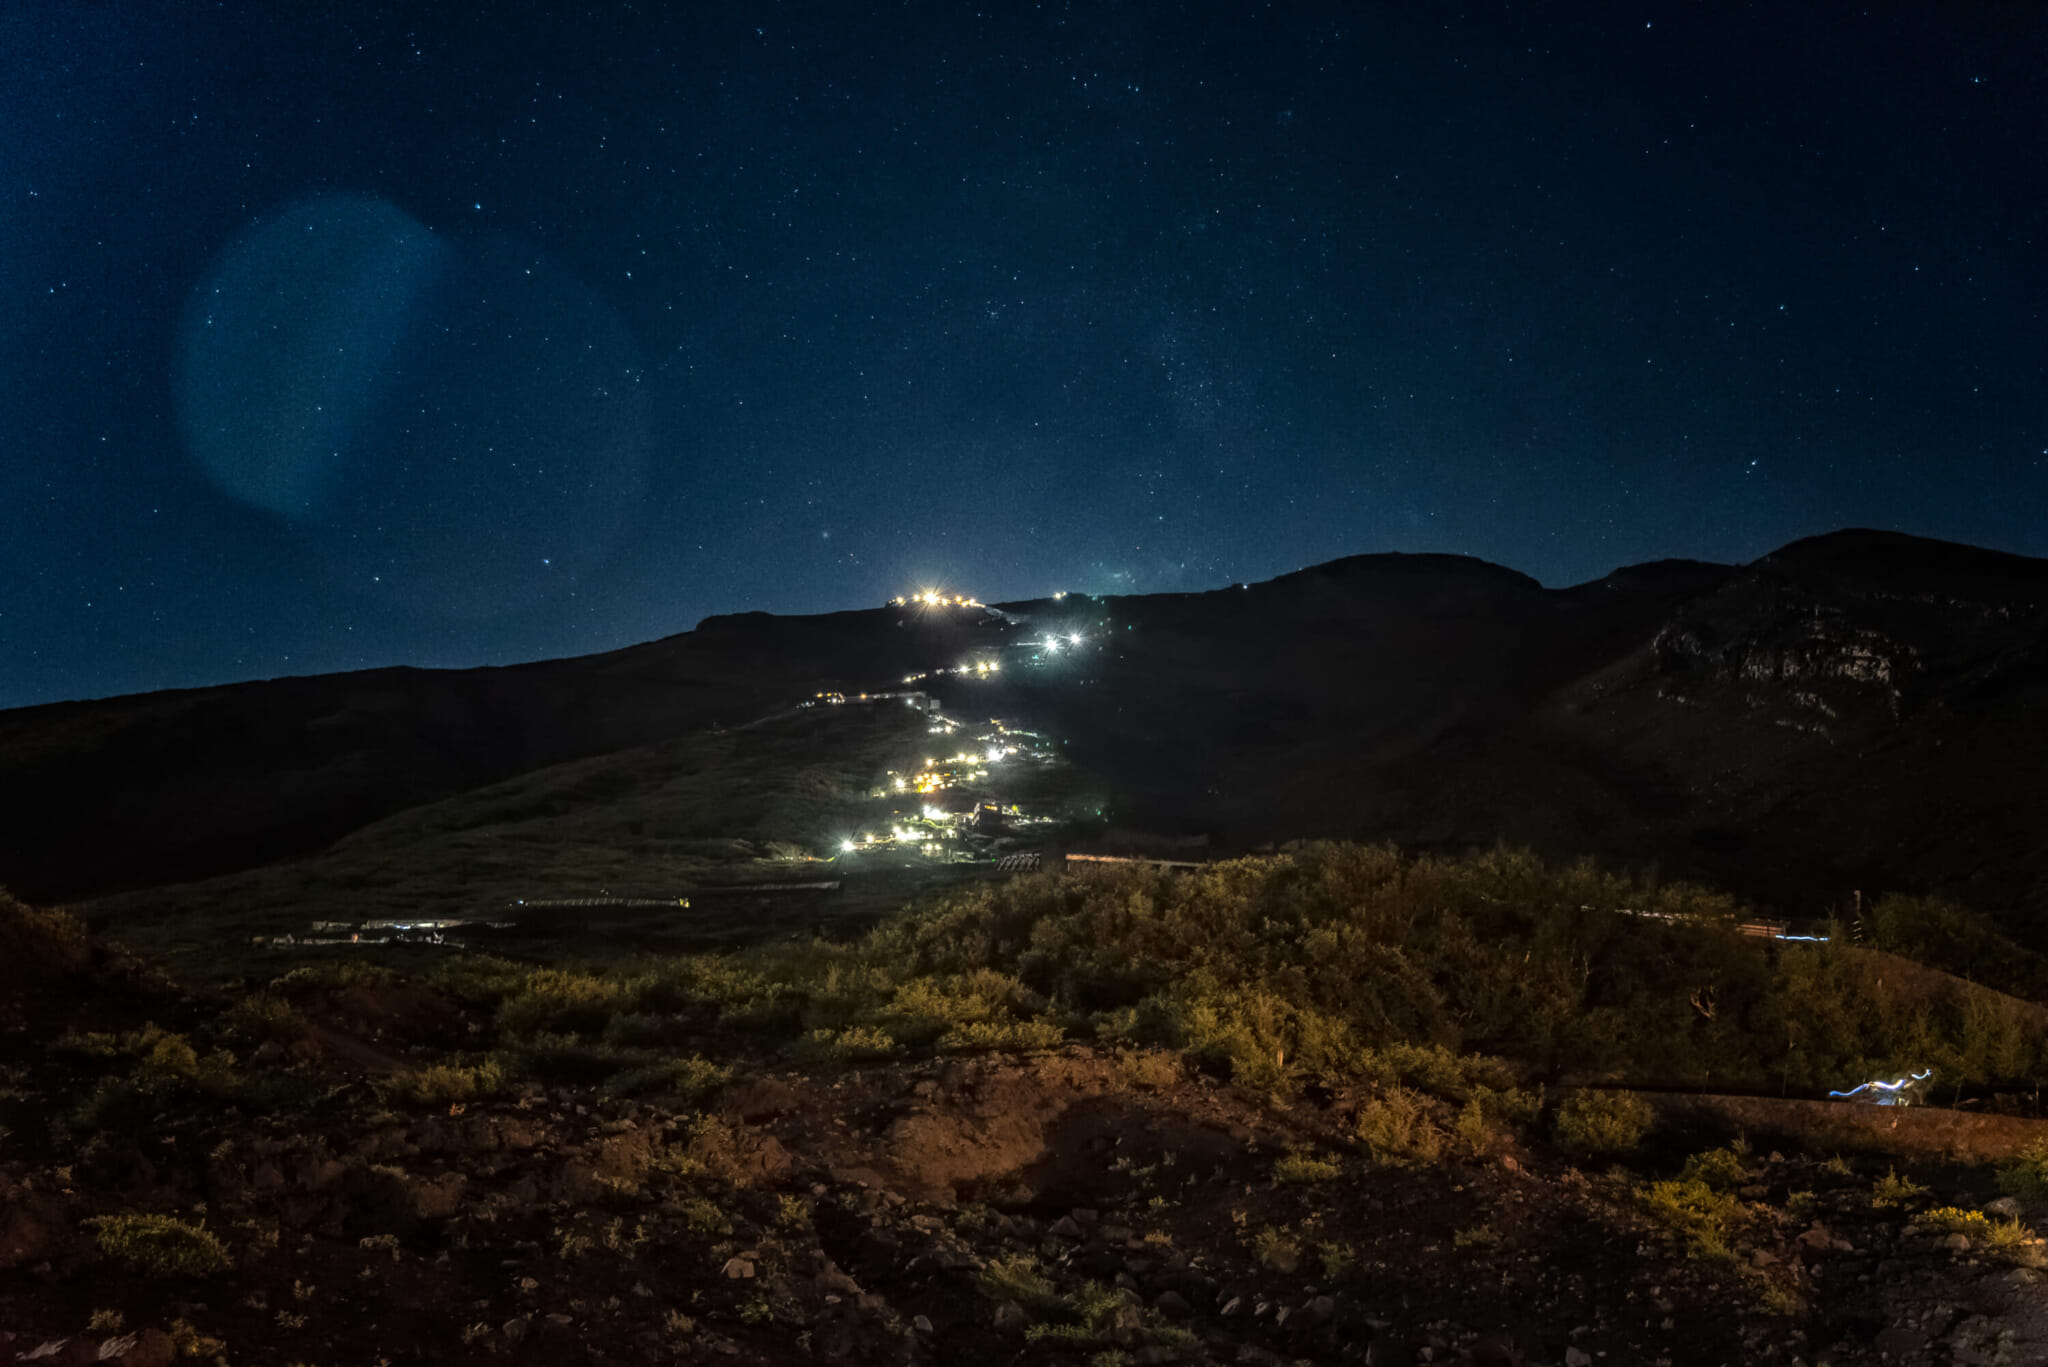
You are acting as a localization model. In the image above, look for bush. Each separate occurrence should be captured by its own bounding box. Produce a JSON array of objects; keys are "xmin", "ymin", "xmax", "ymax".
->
[
  {"xmin": 1997, "ymin": 1139, "xmax": 2048, "ymax": 1203},
  {"xmin": 790, "ymin": 1025, "xmax": 900, "ymax": 1064},
  {"xmin": 495, "ymin": 968, "xmax": 641, "ymax": 1038},
  {"xmin": 1359, "ymin": 1043, "xmax": 1519, "ymax": 1100},
  {"xmin": 602, "ymin": 1055, "xmax": 728, "ymax": 1100},
  {"xmin": 376, "ymin": 1057, "xmax": 515, "ymax": 1106},
  {"xmin": 86, "ymin": 1214, "xmax": 230, "ymax": 1277},
  {"xmin": 1919, "ymin": 1206, "xmax": 2031, "ymax": 1253},
  {"xmin": 1639, "ymin": 1178, "xmax": 1745, "ymax": 1263},
  {"xmin": 0, "ymin": 890, "xmax": 90, "ymax": 987},
  {"xmin": 1273, "ymin": 1151, "xmax": 1342, "ymax": 1183},
  {"xmin": 64, "ymin": 1025, "xmax": 242, "ymax": 1130},
  {"xmin": 1871, "ymin": 1167, "xmax": 1930, "ymax": 1208},
  {"xmin": 939, "ymin": 1018, "xmax": 1065, "ymax": 1053},
  {"xmin": 1864, "ymin": 893, "xmax": 2048, "ymax": 1002},
  {"xmin": 976, "ymin": 1255, "xmax": 1061, "ymax": 1315},
  {"xmin": 1551, "ymin": 1091, "xmax": 1654, "ymax": 1160},
  {"xmin": 1677, "ymin": 1144, "xmax": 1749, "ymax": 1191},
  {"xmin": 219, "ymin": 991, "xmax": 305, "ymax": 1045},
  {"xmin": 836, "ymin": 843, "xmax": 2048, "ymax": 1094},
  {"xmin": 1115, "ymin": 1049, "xmax": 1182, "ymax": 1089},
  {"xmin": 1354, "ymin": 1086, "xmax": 1443, "ymax": 1166}
]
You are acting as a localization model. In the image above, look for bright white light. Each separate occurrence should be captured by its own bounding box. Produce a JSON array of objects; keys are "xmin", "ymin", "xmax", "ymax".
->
[
  {"xmin": 1044, "ymin": 637, "xmax": 1061, "ymax": 653},
  {"xmin": 1053, "ymin": 591, "xmax": 1067, "ymax": 600},
  {"xmin": 840, "ymin": 839, "xmax": 856, "ymax": 853},
  {"xmin": 1067, "ymin": 632, "xmax": 1083, "ymax": 646},
  {"xmin": 985, "ymin": 746, "xmax": 1003, "ymax": 763},
  {"xmin": 1830, "ymin": 1068, "xmax": 1933, "ymax": 1101}
]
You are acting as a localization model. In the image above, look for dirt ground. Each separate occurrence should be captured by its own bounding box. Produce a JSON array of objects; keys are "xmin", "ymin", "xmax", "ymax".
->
[{"xmin": 4, "ymin": 935, "xmax": 2047, "ymax": 1367}]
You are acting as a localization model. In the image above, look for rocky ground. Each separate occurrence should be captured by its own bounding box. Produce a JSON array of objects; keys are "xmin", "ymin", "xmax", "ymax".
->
[{"xmin": 4, "ymin": 919, "xmax": 2047, "ymax": 1366}]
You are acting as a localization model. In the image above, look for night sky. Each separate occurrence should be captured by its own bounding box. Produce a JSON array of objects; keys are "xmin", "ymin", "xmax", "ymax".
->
[{"xmin": 5, "ymin": 4, "xmax": 2045, "ymax": 708}]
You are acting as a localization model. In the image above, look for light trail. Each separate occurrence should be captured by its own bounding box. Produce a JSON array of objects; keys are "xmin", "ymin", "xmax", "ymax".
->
[{"xmin": 1830, "ymin": 1069, "xmax": 1934, "ymax": 1103}]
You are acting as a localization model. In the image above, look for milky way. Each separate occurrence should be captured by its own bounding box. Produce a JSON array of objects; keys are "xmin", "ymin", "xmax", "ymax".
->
[{"xmin": 3, "ymin": 4, "xmax": 2044, "ymax": 705}]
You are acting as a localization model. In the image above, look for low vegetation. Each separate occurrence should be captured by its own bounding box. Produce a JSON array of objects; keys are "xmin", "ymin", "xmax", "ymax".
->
[
  {"xmin": 316, "ymin": 844, "xmax": 2048, "ymax": 1107},
  {"xmin": 6, "ymin": 844, "xmax": 2047, "ymax": 1363},
  {"xmin": 1551, "ymin": 1091, "xmax": 1656, "ymax": 1159},
  {"xmin": 1998, "ymin": 1138, "xmax": 2048, "ymax": 1202},
  {"xmin": 84, "ymin": 1214, "xmax": 231, "ymax": 1277}
]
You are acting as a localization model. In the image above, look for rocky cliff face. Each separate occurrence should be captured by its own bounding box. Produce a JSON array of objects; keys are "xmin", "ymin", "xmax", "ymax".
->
[
  {"xmin": 1642, "ymin": 531, "xmax": 2048, "ymax": 736},
  {"xmin": 1539, "ymin": 532, "xmax": 2048, "ymax": 923}
]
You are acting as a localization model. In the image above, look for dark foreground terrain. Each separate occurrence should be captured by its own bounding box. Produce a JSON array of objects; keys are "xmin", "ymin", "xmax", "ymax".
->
[{"xmin": 6, "ymin": 847, "xmax": 2048, "ymax": 1366}]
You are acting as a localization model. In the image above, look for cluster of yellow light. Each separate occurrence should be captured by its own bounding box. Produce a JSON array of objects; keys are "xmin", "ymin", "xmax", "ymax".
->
[
  {"xmin": 841, "ymin": 820, "xmax": 948, "ymax": 854},
  {"xmin": 891, "ymin": 590, "xmax": 983, "ymax": 609},
  {"xmin": 911, "ymin": 741, "xmax": 1017, "ymax": 792}
]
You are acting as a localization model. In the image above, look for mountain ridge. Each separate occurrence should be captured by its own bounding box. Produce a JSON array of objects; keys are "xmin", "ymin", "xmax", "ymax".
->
[{"xmin": 8, "ymin": 529, "xmax": 2048, "ymax": 938}]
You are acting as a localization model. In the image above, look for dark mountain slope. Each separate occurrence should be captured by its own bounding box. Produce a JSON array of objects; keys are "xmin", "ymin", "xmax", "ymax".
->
[
  {"xmin": 0, "ymin": 605, "xmax": 1009, "ymax": 901},
  {"xmin": 1536, "ymin": 528, "xmax": 2048, "ymax": 915},
  {"xmin": 8, "ymin": 529, "xmax": 2048, "ymax": 936}
]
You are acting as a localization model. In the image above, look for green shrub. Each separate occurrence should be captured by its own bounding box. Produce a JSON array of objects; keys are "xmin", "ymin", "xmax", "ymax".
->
[
  {"xmin": 1359, "ymin": 1043, "xmax": 1518, "ymax": 1099},
  {"xmin": 1997, "ymin": 1139, "xmax": 2048, "ymax": 1202},
  {"xmin": 602, "ymin": 1055, "xmax": 728, "ymax": 1100},
  {"xmin": 1453, "ymin": 1084, "xmax": 1543, "ymax": 1155},
  {"xmin": 1250, "ymin": 1227, "xmax": 1302, "ymax": 1271},
  {"xmin": 64, "ymin": 1025, "xmax": 242, "ymax": 1130},
  {"xmin": 219, "ymin": 991, "xmax": 305, "ymax": 1045},
  {"xmin": 1354, "ymin": 1086, "xmax": 1443, "ymax": 1166},
  {"xmin": 1864, "ymin": 893, "xmax": 2048, "ymax": 1002},
  {"xmin": 875, "ymin": 970, "xmax": 1045, "ymax": 1048},
  {"xmin": 1871, "ymin": 1167, "xmax": 1930, "ymax": 1208},
  {"xmin": 86, "ymin": 1214, "xmax": 230, "ymax": 1277},
  {"xmin": 496, "ymin": 968, "xmax": 636, "ymax": 1037},
  {"xmin": 1551, "ymin": 1091, "xmax": 1654, "ymax": 1160},
  {"xmin": 1273, "ymin": 1151, "xmax": 1342, "ymax": 1183},
  {"xmin": 1115, "ymin": 1049, "xmax": 1182, "ymax": 1089},
  {"xmin": 1639, "ymin": 1178, "xmax": 1745, "ymax": 1263},
  {"xmin": 938, "ymin": 1018, "xmax": 1065, "ymax": 1053},
  {"xmin": 1677, "ymin": 1144, "xmax": 1749, "ymax": 1191},
  {"xmin": 376, "ymin": 1057, "xmax": 514, "ymax": 1106},
  {"xmin": 977, "ymin": 1255, "xmax": 1062, "ymax": 1315},
  {"xmin": 790, "ymin": 1024, "xmax": 900, "ymax": 1064},
  {"xmin": 1918, "ymin": 1206, "xmax": 2031, "ymax": 1253},
  {"xmin": 0, "ymin": 890, "xmax": 90, "ymax": 987},
  {"xmin": 1142, "ymin": 979, "xmax": 1360, "ymax": 1093}
]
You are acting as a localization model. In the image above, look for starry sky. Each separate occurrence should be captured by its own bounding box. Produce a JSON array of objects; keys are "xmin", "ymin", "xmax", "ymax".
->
[{"xmin": 5, "ymin": 3, "xmax": 2045, "ymax": 707}]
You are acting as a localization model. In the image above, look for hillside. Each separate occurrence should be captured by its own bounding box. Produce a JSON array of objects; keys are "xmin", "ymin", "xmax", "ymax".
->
[
  {"xmin": 8, "ymin": 851, "xmax": 2048, "ymax": 1366},
  {"xmin": 8, "ymin": 529, "xmax": 2048, "ymax": 939}
]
